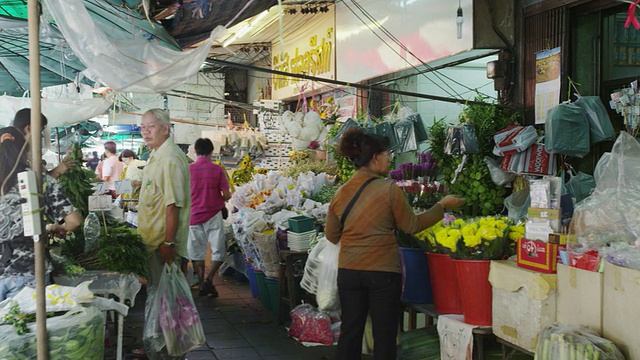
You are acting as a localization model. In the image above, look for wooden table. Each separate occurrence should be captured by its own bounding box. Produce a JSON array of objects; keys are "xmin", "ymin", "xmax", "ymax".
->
[
  {"xmin": 496, "ymin": 337, "xmax": 535, "ymax": 359},
  {"xmin": 401, "ymin": 303, "xmax": 494, "ymax": 360},
  {"xmin": 277, "ymin": 250, "xmax": 309, "ymax": 324}
]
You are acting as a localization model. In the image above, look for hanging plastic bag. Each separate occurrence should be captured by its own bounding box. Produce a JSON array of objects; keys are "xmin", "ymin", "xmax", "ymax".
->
[
  {"xmin": 406, "ymin": 113, "xmax": 429, "ymax": 142},
  {"xmin": 359, "ymin": 115, "xmax": 377, "ymax": 135},
  {"xmin": 564, "ymin": 171, "xmax": 596, "ymax": 204},
  {"xmin": 444, "ymin": 123, "xmax": 479, "ymax": 155},
  {"xmin": 504, "ymin": 188, "xmax": 530, "ymax": 222},
  {"xmin": 394, "ymin": 119, "xmax": 418, "ymax": 153},
  {"xmin": 316, "ymin": 241, "xmax": 340, "ymax": 310},
  {"xmin": 331, "ymin": 118, "xmax": 359, "ymax": 145},
  {"xmin": 493, "ymin": 125, "xmax": 538, "ymax": 156},
  {"xmin": 375, "ymin": 121, "xmax": 398, "ymax": 150},
  {"xmin": 484, "ymin": 156, "xmax": 516, "ymax": 186},
  {"xmin": 545, "ymin": 102, "xmax": 591, "ymax": 157},
  {"xmin": 144, "ymin": 263, "xmax": 205, "ymax": 357},
  {"xmin": 574, "ymin": 95, "xmax": 615, "ymax": 145}
]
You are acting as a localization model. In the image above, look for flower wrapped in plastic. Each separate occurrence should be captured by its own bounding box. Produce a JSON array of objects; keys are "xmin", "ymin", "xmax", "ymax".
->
[{"xmin": 144, "ymin": 264, "xmax": 205, "ymax": 357}]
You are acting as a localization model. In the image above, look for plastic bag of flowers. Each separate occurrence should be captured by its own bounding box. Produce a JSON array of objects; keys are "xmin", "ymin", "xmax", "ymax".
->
[
  {"xmin": 144, "ymin": 263, "xmax": 205, "ymax": 356},
  {"xmin": 535, "ymin": 324, "xmax": 624, "ymax": 360}
]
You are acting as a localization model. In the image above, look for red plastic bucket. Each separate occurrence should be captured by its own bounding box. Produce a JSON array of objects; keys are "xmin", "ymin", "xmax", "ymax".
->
[
  {"xmin": 453, "ymin": 259, "xmax": 492, "ymax": 326},
  {"xmin": 426, "ymin": 253, "xmax": 462, "ymax": 314}
]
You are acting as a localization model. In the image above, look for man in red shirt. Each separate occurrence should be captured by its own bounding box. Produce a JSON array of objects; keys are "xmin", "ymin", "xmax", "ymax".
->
[{"xmin": 188, "ymin": 138, "xmax": 231, "ymax": 296}]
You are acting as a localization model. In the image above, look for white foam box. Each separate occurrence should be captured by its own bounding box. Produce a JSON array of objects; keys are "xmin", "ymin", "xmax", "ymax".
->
[
  {"xmin": 556, "ymin": 263, "xmax": 603, "ymax": 334},
  {"xmin": 489, "ymin": 260, "xmax": 557, "ymax": 352},
  {"xmin": 603, "ymin": 261, "xmax": 640, "ymax": 360}
]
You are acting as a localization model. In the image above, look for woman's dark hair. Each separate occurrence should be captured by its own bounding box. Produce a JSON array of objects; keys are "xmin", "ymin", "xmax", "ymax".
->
[
  {"xmin": 0, "ymin": 126, "xmax": 28, "ymax": 194},
  {"xmin": 121, "ymin": 149, "xmax": 136, "ymax": 159},
  {"xmin": 338, "ymin": 127, "xmax": 390, "ymax": 168},
  {"xmin": 194, "ymin": 138, "xmax": 214, "ymax": 156},
  {"xmin": 12, "ymin": 108, "xmax": 48, "ymax": 134}
]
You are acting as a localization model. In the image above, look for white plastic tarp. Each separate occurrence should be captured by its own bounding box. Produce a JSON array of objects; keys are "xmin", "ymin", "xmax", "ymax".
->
[
  {"xmin": 0, "ymin": 95, "xmax": 112, "ymax": 128},
  {"xmin": 45, "ymin": 0, "xmax": 225, "ymax": 94}
]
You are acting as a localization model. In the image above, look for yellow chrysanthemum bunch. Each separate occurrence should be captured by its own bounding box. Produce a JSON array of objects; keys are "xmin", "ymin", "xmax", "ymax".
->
[
  {"xmin": 508, "ymin": 224, "xmax": 525, "ymax": 241},
  {"xmin": 415, "ymin": 219, "xmax": 465, "ymax": 253}
]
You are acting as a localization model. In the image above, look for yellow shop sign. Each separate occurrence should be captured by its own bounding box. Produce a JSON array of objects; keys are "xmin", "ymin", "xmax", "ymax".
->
[{"xmin": 273, "ymin": 28, "xmax": 333, "ymax": 91}]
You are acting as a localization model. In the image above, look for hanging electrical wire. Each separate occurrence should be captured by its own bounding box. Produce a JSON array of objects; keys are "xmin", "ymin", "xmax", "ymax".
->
[
  {"xmin": 347, "ymin": 0, "xmax": 474, "ymax": 95},
  {"xmin": 339, "ymin": 0, "xmax": 458, "ymax": 100},
  {"xmin": 344, "ymin": 0, "xmax": 497, "ymax": 101}
]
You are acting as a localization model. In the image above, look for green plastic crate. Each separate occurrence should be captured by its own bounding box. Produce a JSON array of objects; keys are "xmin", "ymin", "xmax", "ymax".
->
[{"xmin": 288, "ymin": 216, "xmax": 314, "ymax": 233}]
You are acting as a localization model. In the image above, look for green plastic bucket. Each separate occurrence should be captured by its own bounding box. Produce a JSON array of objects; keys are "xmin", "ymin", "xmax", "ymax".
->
[{"xmin": 254, "ymin": 270, "xmax": 271, "ymax": 311}]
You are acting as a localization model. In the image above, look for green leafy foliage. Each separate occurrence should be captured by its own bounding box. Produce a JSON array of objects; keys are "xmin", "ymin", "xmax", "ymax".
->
[
  {"xmin": 96, "ymin": 226, "xmax": 148, "ymax": 278},
  {"xmin": 280, "ymin": 159, "xmax": 338, "ymax": 179},
  {"xmin": 429, "ymin": 96, "xmax": 520, "ymax": 217},
  {"xmin": 309, "ymin": 184, "xmax": 339, "ymax": 204},
  {"xmin": 57, "ymin": 143, "xmax": 97, "ymax": 217},
  {"xmin": 74, "ymin": 225, "xmax": 148, "ymax": 278},
  {"xmin": 327, "ymin": 123, "xmax": 356, "ymax": 182}
]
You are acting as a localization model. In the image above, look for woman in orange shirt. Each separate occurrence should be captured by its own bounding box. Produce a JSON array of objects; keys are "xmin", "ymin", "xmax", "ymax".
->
[{"xmin": 325, "ymin": 127, "xmax": 463, "ymax": 360}]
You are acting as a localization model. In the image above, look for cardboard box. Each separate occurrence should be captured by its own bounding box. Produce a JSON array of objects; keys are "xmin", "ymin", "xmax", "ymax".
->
[
  {"xmin": 527, "ymin": 207, "xmax": 561, "ymax": 232},
  {"xmin": 548, "ymin": 233, "xmax": 575, "ymax": 245},
  {"xmin": 517, "ymin": 238, "xmax": 559, "ymax": 273},
  {"xmin": 489, "ymin": 261, "xmax": 557, "ymax": 352},
  {"xmin": 603, "ymin": 261, "xmax": 640, "ymax": 360},
  {"xmin": 556, "ymin": 264, "xmax": 603, "ymax": 334}
]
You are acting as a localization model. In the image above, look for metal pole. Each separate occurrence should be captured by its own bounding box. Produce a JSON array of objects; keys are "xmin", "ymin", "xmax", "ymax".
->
[
  {"xmin": 27, "ymin": 1, "xmax": 47, "ymax": 359},
  {"xmin": 205, "ymin": 58, "xmax": 513, "ymax": 109}
]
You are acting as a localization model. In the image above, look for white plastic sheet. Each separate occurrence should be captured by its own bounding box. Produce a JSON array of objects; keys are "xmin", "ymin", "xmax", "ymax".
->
[
  {"xmin": 45, "ymin": 0, "xmax": 225, "ymax": 93},
  {"xmin": 0, "ymin": 95, "xmax": 112, "ymax": 128}
]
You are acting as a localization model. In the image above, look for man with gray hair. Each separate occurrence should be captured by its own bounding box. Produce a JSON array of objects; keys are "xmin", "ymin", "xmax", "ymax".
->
[{"xmin": 136, "ymin": 108, "xmax": 193, "ymax": 359}]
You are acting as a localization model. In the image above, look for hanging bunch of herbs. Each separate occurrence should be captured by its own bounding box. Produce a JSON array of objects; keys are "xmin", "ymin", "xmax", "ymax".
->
[
  {"xmin": 429, "ymin": 95, "xmax": 519, "ymax": 217},
  {"xmin": 57, "ymin": 142, "xmax": 97, "ymax": 217}
]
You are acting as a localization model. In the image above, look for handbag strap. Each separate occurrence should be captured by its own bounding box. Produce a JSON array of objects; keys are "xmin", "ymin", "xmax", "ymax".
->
[{"xmin": 340, "ymin": 177, "xmax": 377, "ymax": 227}]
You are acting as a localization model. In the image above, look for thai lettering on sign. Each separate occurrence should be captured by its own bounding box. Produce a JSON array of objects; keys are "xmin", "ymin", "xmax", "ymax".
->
[{"xmin": 272, "ymin": 28, "xmax": 333, "ymax": 90}]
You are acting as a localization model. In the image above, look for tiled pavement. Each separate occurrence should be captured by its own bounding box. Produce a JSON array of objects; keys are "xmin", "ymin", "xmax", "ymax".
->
[{"xmin": 109, "ymin": 274, "xmax": 338, "ymax": 360}]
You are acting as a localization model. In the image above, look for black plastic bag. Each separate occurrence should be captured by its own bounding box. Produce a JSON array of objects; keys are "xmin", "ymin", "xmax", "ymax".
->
[
  {"xmin": 406, "ymin": 113, "xmax": 429, "ymax": 142},
  {"xmin": 375, "ymin": 121, "xmax": 398, "ymax": 150},
  {"xmin": 394, "ymin": 119, "xmax": 418, "ymax": 153}
]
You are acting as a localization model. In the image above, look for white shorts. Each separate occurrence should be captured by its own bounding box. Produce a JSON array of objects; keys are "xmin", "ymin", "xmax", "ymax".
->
[{"xmin": 187, "ymin": 212, "xmax": 226, "ymax": 262}]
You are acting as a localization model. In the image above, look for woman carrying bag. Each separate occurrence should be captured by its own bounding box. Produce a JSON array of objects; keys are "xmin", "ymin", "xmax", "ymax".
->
[{"xmin": 325, "ymin": 127, "xmax": 464, "ymax": 360}]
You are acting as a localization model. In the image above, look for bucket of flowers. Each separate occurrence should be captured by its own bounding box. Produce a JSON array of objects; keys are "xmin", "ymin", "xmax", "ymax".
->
[{"xmin": 424, "ymin": 216, "xmax": 524, "ymax": 325}]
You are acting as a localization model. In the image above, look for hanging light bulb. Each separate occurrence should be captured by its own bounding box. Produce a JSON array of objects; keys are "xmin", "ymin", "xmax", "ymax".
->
[{"xmin": 456, "ymin": 0, "xmax": 464, "ymax": 39}]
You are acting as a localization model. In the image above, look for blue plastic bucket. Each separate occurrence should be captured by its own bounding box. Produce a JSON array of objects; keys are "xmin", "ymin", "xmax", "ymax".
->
[
  {"xmin": 245, "ymin": 263, "xmax": 259, "ymax": 298},
  {"xmin": 399, "ymin": 247, "xmax": 434, "ymax": 304}
]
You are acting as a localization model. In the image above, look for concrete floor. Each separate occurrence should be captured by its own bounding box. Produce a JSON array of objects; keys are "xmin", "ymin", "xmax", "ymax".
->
[{"xmin": 110, "ymin": 274, "xmax": 338, "ymax": 360}]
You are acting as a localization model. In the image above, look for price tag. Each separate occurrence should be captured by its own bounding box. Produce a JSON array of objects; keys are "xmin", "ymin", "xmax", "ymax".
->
[
  {"xmin": 88, "ymin": 195, "xmax": 112, "ymax": 211},
  {"xmin": 94, "ymin": 182, "xmax": 108, "ymax": 195},
  {"xmin": 115, "ymin": 179, "xmax": 132, "ymax": 195}
]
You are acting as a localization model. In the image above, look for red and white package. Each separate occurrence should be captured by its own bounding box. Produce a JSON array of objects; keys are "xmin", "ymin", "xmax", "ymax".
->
[
  {"xmin": 500, "ymin": 152, "xmax": 525, "ymax": 173},
  {"xmin": 521, "ymin": 144, "xmax": 556, "ymax": 175},
  {"xmin": 493, "ymin": 125, "xmax": 538, "ymax": 156}
]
